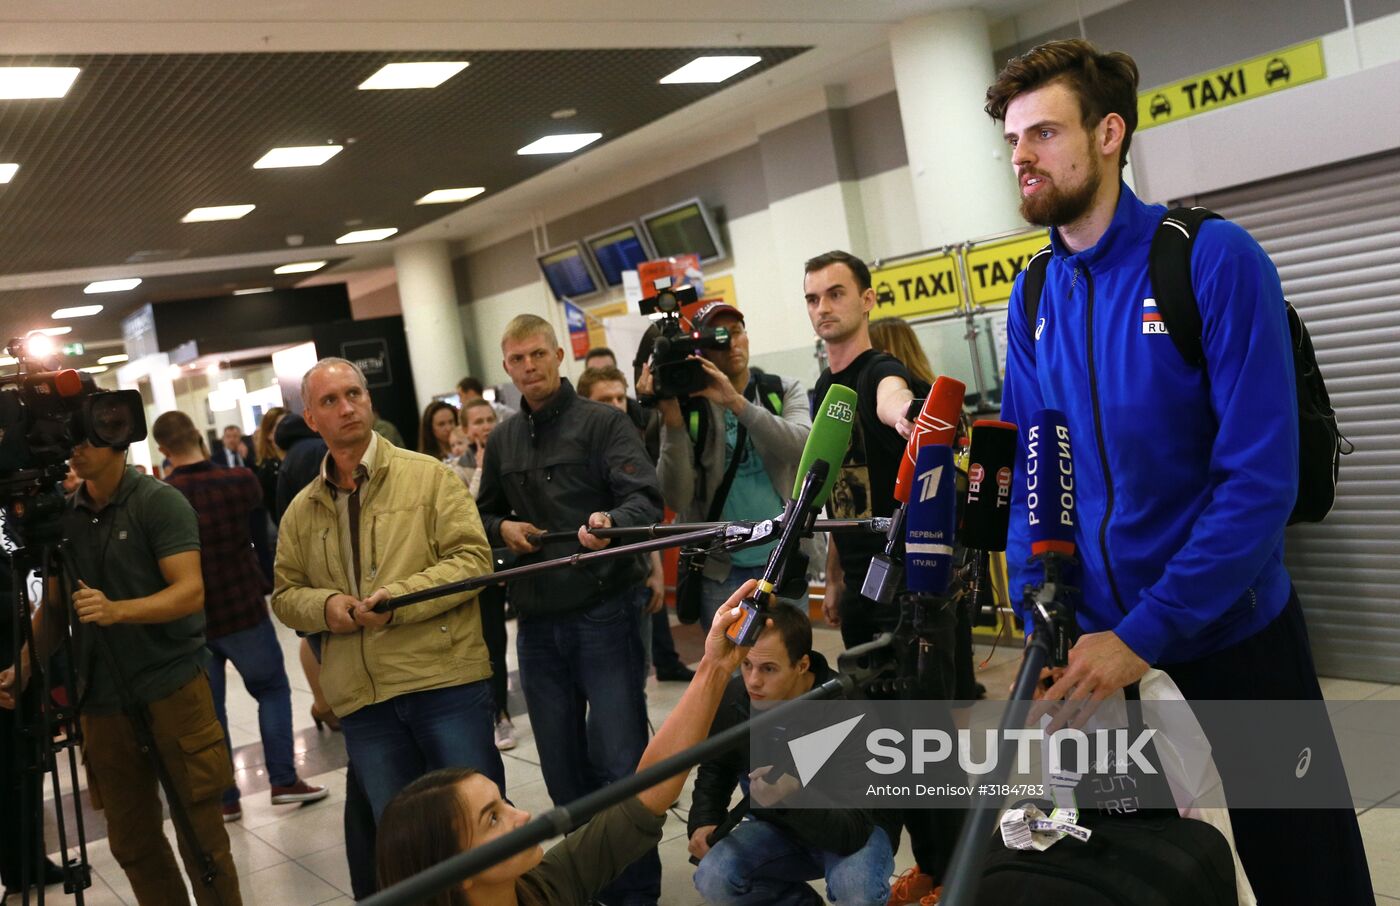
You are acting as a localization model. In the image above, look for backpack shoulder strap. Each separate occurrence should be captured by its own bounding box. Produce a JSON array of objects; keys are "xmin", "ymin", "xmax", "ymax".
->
[
  {"xmin": 751, "ymin": 367, "xmax": 784, "ymax": 415},
  {"xmin": 1020, "ymin": 245, "xmax": 1053, "ymax": 340},
  {"xmin": 1151, "ymin": 206, "xmax": 1223, "ymax": 367},
  {"xmin": 685, "ymin": 400, "xmax": 709, "ymax": 463}
]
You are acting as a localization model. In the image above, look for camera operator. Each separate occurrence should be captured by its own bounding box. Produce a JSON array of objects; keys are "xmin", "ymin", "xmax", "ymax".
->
[
  {"xmin": 271, "ymin": 357, "xmax": 503, "ymax": 824},
  {"xmin": 639, "ymin": 301, "xmax": 812, "ymax": 629},
  {"xmin": 475, "ymin": 314, "xmax": 665, "ymax": 906},
  {"xmin": 0, "ymin": 438, "xmax": 244, "ymax": 905},
  {"xmin": 688, "ymin": 603, "xmax": 892, "ymax": 906}
]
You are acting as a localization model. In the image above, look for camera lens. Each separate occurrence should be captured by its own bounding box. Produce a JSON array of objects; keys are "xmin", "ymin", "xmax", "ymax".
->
[{"xmin": 87, "ymin": 393, "xmax": 135, "ymax": 446}]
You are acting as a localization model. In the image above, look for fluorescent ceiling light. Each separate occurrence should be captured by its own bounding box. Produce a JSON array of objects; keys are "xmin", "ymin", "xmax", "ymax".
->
[
  {"xmin": 359, "ymin": 61, "xmax": 468, "ymax": 90},
  {"xmin": 79, "ymin": 365, "xmax": 108, "ymax": 374},
  {"xmin": 659, "ymin": 56, "xmax": 762, "ymax": 84},
  {"xmin": 0, "ymin": 356, "xmax": 17, "ymax": 366},
  {"xmin": 273, "ymin": 260, "xmax": 326, "ymax": 275},
  {"xmin": 416, "ymin": 186, "xmax": 486, "ymax": 205},
  {"xmin": 0, "ymin": 163, "xmax": 18, "ymax": 184},
  {"xmin": 52, "ymin": 304, "xmax": 104, "ymax": 319},
  {"xmin": 253, "ymin": 145, "xmax": 343, "ymax": 169},
  {"xmin": 517, "ymin": 133, "xmax": 602, "ymax": 155},
  {"xmin": 0, "ymin": 67, "xmax": 81, "ymax": 100},
  {"xmin": 336, "ymin": 228, "xmax": 398, "ymax": 244},
  {"xmin": 97, "ymin": 354, "xmax": 129, "ymax": 365},
  {"xmin": 35, "ymin": 326, "xmax": 73, "ymax": 336},
  {"xmin": 182, "ymin": 204, "xmax": 256, "ymax": 223},
  {"xmin": 233, "ymin": 287, "xmax": 274, "ymax": 295},
  {"xmin": 85, "ymin": 278, "xmax": 141, "ymax": 294}
]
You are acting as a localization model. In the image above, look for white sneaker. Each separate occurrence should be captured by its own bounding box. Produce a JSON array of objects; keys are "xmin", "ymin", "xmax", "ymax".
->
[{"xmin": 495, "ymin": 716, "xmax": 517, "ymax": 751}]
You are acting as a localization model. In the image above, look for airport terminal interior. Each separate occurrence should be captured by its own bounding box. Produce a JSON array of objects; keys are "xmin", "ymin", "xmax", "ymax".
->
[{"xmin": 2, "ymin": 0, "xmax": 1399, "ymax": 903}]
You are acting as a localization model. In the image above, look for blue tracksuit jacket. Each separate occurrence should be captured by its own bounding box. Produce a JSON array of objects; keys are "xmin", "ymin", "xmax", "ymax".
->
[{"xmin": 1001, "ymin": 182, "xmax": 1299, "ymax": 665}]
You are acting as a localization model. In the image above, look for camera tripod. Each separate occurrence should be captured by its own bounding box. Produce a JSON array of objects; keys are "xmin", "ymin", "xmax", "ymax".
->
[{"xmin": 4, "ymin": 477, "xmax": 227, "ymax": 906}]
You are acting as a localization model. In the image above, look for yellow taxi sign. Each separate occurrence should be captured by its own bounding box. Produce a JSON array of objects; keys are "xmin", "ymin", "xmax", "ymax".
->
[
  {"xmin": 869, "ymin": 250, "xmax": 963, "ymax": 320},
  {"xmin": 1138, "ymin": 40, "xmax": 1325, "ymax": 130},
  {"xmin": 964, "ymin": 230, "xmax": 1049, "ymax": 307}
]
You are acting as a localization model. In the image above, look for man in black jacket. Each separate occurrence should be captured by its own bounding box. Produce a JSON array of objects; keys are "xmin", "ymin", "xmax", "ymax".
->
[
  {"xmin": 689, "ymin": 604, "xmax": 893, "ymax": 906},
  {"xmin": 476, "ymin": 314, "xmax": 665, "ymax": 906}
]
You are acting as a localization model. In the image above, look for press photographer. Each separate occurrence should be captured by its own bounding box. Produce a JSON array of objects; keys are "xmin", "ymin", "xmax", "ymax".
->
[{"xmin": 0, "ymin": 344, "xmax": 243, "ymax": 906}]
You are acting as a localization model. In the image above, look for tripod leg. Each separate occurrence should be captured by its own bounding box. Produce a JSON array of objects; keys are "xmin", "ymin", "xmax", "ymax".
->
[{"xmin": 41, "ymin": 549, "xmax": 90, "ymax": 904}]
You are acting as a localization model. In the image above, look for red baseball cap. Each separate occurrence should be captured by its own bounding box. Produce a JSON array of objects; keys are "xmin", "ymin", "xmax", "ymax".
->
[{"xmin": 692, "ymin": 301, "xmax": 743, "ymax": 329}]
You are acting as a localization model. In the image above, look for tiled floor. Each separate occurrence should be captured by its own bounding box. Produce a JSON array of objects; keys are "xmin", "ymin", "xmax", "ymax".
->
[{"xmin": 11, "ymin": 615, "xmax": 1400, "ymax": 905}]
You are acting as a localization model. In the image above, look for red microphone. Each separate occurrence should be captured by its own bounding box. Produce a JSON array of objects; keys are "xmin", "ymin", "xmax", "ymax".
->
[
  {"xmin": 893, "ymin": 376, "xmax": 966, "ymax": 504},
  {"xmin": 862, "ymin": 375, "xmax": 966, "ymax": 604}
]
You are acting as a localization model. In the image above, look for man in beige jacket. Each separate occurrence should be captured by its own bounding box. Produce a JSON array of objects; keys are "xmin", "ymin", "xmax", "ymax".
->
[{"xmin": 272, "ymin": 357, "xmax": 502, "ymax": 820}]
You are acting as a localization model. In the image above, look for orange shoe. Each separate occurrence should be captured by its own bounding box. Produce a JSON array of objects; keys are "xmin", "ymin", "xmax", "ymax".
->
[
  {"xmin": 887, "ymin": 867, "xmax": 937, "ymax": 905},
  {"xmin": 919, "ymin": 886, "xmax": 944, "ymax": 905}
]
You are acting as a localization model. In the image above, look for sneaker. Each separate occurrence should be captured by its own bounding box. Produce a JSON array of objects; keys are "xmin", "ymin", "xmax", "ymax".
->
[
  {"xmin": 655, "ymin": 665, "xmax": 696, "ymax": 682},
  {"xmin": 221, "ymin": 802, "xmax": 242, "ymax": 823},
  {"xmin": 270, "ymin": 780, "xmax": 330, "ymax": 805},
  {"xmin": 495, "ymin": 716, "xmax": 517, "ymax": 751},
  {"xmin": 887, "ymin": 867, "xmax": 937, "ymax": 905}
]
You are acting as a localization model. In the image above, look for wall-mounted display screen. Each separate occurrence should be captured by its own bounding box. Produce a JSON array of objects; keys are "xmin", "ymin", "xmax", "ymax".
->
[
  {"xmin": 641, "ymin": 198, "xmax": 726, "ymax": 265},
  {"xmin": 536, "ymin": 243, "xmax": 601, "ymax": 301},
  {"xmin": 585, "ymin": 223, "xmax": 653, "ymax": 287}
]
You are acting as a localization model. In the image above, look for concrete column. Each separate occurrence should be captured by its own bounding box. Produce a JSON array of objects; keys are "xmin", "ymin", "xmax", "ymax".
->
[
  {"xmin": 890, "ymin": 9, "xmax": 1024, "ymax": 248},
  {"xmin": 394, "ymin": 240, "xmax": 472, "ymax": 412}
]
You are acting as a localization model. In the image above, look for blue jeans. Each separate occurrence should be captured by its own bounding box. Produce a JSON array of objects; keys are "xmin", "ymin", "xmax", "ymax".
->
[
  {"xmin": 700, "ymin": 564, "xmax": 808, "ymax": 631},
  {"xmin": 517, "ymin": 587, "xmax": 659, "ymax": 904},
  {"xmin": 207, "ymin": 616, "xmax": 296, "ymax": 804},
  {"xmin": 694, "ymin": 821, "xmax": 893, "ymax": 906},
  {"xmin": 339, "ymin": 679, "xmax": 504, "ymax": 822}
]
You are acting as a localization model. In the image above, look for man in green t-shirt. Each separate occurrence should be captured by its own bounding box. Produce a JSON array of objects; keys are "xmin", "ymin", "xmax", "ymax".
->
[
  {"xmin": 0, "ymin": 439, "xmax": 242, "ymax": 906},
  {"xmin": 644, "ymin": 302, "xmax": 814, "ymax": 628}
]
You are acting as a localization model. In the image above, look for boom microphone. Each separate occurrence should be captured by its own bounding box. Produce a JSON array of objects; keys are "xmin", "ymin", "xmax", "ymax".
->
[
  {"xmin": 726, "ymin": 384, "xmax": 857, "ymax": 646},
  {"xmin": 958, "ymin": 420, "xmax": 1017, "ymax": 552},
  {"xmin": 862, "ymin": 376, "xmax": 965, "ymax": 604},
  {"xmin": 903, "ymin": 445, "xmax": 957, "ymax": 596},
  {"xmin": 1025, "ymin": 408, "xmax": 1076, "ymax": 558}
]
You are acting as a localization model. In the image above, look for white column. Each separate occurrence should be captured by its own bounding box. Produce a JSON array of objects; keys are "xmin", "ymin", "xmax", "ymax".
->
[
  {"xmin": 890, "ymin": 9, "xmax": 1024, "ymax": 248},
  {"xmin": 393, "ymin": 240, "xmax": 471, "ymax": 413}
]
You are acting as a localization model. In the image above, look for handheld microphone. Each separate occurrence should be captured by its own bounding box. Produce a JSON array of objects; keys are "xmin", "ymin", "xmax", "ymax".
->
[
  {"xmin": 726, "ymin": 384, "xmax": 857, "ymax": 646},
  {"xmin": 903, "ymin": 445, "xmax": 957, "ymax": 596},
  {"xmin": 959, "ymin": 420, "xmax": 1017, "ymax": 552},
  {"xmin": 862, "ymin": 376, "xmax": 965, "ymax": 605},
  {"xmin": 1024, "ymin": 408, "xmax": 1078, "ymax": 664}
]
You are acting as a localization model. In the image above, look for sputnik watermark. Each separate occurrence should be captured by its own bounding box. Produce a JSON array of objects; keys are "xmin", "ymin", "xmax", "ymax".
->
[{"xmin": 863, "ymin": 727, "xmax": 1158, "ymax": 776}]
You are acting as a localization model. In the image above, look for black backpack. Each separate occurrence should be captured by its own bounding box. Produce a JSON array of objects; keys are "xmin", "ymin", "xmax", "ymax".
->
[{"xmin": 1021, "ymin": 206, "xmax": 1350, "ymax": 525}]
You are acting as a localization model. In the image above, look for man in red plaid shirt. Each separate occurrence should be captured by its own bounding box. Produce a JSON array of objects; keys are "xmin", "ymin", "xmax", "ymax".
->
[{"xmin": 153, "ymin": 411, "xmax": 328, "ymax": 822}]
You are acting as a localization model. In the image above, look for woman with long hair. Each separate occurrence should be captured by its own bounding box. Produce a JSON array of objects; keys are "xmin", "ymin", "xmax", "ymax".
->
[
  {"xmin": 868, "ymin": 316, "xmax": 936, "ymax": 390},
  {"xmin": 419, "ymin": 400, "xmax": 460, "ymax": 460},
  {"xmin": 375, "ymin": 585, "xmax": 763, "ymax": 906},
  {"xmin": 252, "ymin": 406, "xmax": 287, "ymax": 514}
]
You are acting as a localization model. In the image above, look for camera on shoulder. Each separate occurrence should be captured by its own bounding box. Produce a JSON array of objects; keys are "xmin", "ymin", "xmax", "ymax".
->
[{"xmin": 638, "ymin": 278, "xmax": 731, "ymax": 400}]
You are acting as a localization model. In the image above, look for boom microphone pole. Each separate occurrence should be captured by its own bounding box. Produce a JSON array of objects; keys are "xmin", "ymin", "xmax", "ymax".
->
[
  {"xmin": 527, "ymin": 517, "xmax": 891, "ymax": 546},
  {"xmin": 359, "ymin": 676, "xmax": 852, "ymax": 906}
]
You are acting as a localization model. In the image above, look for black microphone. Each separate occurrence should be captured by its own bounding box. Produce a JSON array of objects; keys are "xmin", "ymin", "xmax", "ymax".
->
[{"xmin": 957, "ymin": 419, "xmax": 1018, "ymax": 626}]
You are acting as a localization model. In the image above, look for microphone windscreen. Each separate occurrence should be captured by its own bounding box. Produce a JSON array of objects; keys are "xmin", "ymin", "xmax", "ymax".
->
[
  {"xmin": 1026, "ymin": 408, "xmax": 1077, "ymax": 557},
  {"xmin": 904, "ymin": 444, "xmax": 957, "ymax": 595},
  {"xmin": 797, "ymin": 383, "xmax": 858, "ymax": 508},
  {"xmin": 893, "ymin": 375, "xmax": 966, "ymax": 504},
  {"xmin": 959, "ymin": 420, "xmax": 1018, "ymax": 551}
]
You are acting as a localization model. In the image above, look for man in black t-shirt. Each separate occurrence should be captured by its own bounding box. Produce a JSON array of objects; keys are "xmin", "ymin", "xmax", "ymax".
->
[{"xmin": 805, "ymin": 250, "xmax": 914, "ymax": 650}]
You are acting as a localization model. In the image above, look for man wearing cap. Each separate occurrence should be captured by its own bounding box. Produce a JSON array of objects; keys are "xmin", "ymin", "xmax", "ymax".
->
[{"xmin": 640, "ymin": 302, "xmax": 812, "ymax": 629}]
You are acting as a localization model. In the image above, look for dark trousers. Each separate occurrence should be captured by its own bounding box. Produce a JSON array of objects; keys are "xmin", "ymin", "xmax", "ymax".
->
[
  {"xmin": 0, "ymin": 686, "xmax": 45, "ymax": 892},
  {"xmin": 344, "ymin": 763, "xmax": 377, "ymax": 900},
  {"xmin": 650, "ymin": 609, "xmax": 686, "ymax": 673},
  {"xmin": 1161, "ymin": 589, "xmax": 1375, "ymax": 905},
  {"xmin": 479, "ymin": 585, "xmax": 510, "ymax": 717}
]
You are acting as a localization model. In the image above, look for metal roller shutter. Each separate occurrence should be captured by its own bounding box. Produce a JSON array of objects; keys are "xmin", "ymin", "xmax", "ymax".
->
[{"xmin": 1197, "ymin": 150, "xmax": 1400, "ymax": 683}]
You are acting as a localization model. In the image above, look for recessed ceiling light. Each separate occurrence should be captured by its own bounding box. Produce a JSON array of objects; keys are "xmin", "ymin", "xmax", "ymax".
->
[
  {"xmin": 182, "ymin": 204, "xmax": 256, "ymax": 223},
  {"xmin": 0, "ymin": 163, "xmax": 18, "ymax": 184},
  {"xmin": 36, "ymin": 326, "xmax": 73, "ymax": 336},
  {"xmin": 416, "ymin": 187, "xmax": 486, "ymax": 205},
  {"xmin": 659, "ymin": 56, "xmax": 762, "ymax": 84},
  {"xmin": 0, "ymin": 67, "xmax": 81, "ymax": 100},
  {"xmin": 52, "ymin": 304, "xmax": 104, "ymax": 319},
  {"xmin": 253, "ymin": 145, "xmax": 343, "ymax": 169},
  {"xmin": 79, "ymin": 365, "xmax": 108, "ymax": 374},
  {"xmin": 84, "ymin": 278, "xmax": 141, "ymax": 294},
  {"xmin": 273, "ymin": 260, "xmax": 327, "ymax": 275},
  {"xmin": 336, "ymin": 228, "xmax": 398, "ymax": 244},
  {"xmin": 97, "ymin": 354, "xmax": 129, "ymax": 365},
  {"xmin": 517, "ymin": 133, "xmax": 603, "ymax": 155},
  {"xmin": 233, "ymin": 287, "xmax": 274, "ymax": 295},
  {"xmin": 551, "ymin": 108, "xmax": 577, "ymax": 120},
  {"xmin": 359, "ymin": 61, "xmax": 469, "ymax": 90}
]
